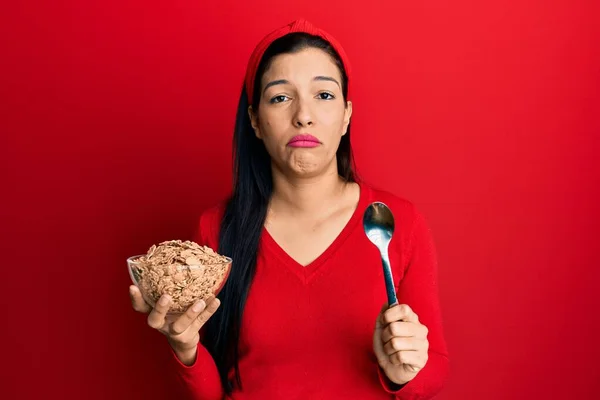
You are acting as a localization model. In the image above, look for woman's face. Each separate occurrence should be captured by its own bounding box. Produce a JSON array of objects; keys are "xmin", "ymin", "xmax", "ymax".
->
[{"xmin": 249, "ymin": 47, "xmax": 352, "ymax": 179}]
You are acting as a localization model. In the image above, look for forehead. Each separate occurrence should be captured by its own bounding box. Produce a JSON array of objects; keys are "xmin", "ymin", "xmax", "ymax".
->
[{"xmin": 262, "ymin": 47, "xmax": 341, "ymax": 82}]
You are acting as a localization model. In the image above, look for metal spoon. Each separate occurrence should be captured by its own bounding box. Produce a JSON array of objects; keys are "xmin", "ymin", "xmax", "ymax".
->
[{"xmin": 363, "ymin": 201, "xmax": 398, "ymax": 307}]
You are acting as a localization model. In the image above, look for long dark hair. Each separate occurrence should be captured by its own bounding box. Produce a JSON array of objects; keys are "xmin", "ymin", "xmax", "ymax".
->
[{"xmin": 203, "ymin": 32, "xmax": 356, "ymax": 393}]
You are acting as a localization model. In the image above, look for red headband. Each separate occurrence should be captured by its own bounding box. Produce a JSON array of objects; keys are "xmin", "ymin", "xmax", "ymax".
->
[{"xmin": 244, "ymin": 19, "xmax": 352, "ymax": 105}]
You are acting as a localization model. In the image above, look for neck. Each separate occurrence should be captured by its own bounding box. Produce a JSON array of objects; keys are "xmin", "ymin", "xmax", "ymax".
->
[{"xmin": 269, "ymin": 166, "xmax": 350, "ymax": 216}]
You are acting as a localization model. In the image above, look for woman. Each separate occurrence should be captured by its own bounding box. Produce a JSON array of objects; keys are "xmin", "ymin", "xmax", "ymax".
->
[{"xmin": 130, "ymin": 19, "xmax": 449, "ymax": 399}]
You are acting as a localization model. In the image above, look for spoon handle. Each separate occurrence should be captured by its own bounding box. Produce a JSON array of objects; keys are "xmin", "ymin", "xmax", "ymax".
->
[{"xmin": 381, "ymin": 253, "xmax": 398, "ymax": 307}]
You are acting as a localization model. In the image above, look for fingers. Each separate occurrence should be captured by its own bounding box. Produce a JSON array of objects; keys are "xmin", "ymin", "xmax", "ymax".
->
[
  {"xmin": 390, "ymin": 350, "xmax": 428, "ymax": 369},
  {"xmin": 190, "ymin": 297, "xmax": 221, "ymax": 332},
  {"xmin": 382, "ymin": 304, "xmax": 419, "ymax": 325},
  {"xmin": 383, "ymin": 336, "xmax": 428, "ymax": 356},
  {"xmin": 147, "ymin": 294, "xmax": 172, "ymax": 329},
  {"xmin": 381, "ymin": 321, "xmax": 428, "ymax": 343},
  {"xmin": 375, "ymin": 304, "xmax": 387, "ymax": 329},
  {"xmin": 170, "ymin": 299, "xmax": 208, "ymax": 335},
  {"xmin": 129, "ymin": 285, "xmax": 152, "ymax": 313}
]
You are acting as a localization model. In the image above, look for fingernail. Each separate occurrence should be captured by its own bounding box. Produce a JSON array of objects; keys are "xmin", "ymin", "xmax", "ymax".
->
[
  {"xmin": 159, "ymin": 295, "xmax": 171, "ymax": 306},
  {"xmin": 192, "ymin": 300, "xmax": 205, "ymax": 312}
]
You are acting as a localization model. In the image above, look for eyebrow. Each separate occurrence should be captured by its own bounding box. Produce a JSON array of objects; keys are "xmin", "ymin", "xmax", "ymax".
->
[
  {"xmin": 313, "ymin": 75, "xmax": 340, "ymax": 88},
  {"xmin": 263, "ymin": 76, "xmax": 341, "ymax": 95},
  {"xmin": 263, "ymin": 79, "xmax": 289, "ymax": 94}
]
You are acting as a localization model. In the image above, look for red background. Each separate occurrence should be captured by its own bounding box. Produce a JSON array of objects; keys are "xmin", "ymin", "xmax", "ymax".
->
[{"xmin": 2, "ymin": 1, "xmax": 599, "ymax": 399}]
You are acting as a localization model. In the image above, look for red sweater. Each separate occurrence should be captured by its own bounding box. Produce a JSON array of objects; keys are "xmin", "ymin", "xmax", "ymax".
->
[{"xmin": 169, "ymin": 182, "xmax": 449, "ymax": 399}]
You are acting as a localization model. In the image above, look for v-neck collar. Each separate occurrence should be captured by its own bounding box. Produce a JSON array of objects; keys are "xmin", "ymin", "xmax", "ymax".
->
[{"xmin": 260, "ymin": 181, "xmax": 370, "ymax": 283}]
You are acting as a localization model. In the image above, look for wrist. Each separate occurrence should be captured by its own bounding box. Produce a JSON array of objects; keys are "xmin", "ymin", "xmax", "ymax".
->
[
  {"xmin": 168, "ymin": 339, "xmax": 198, "ymax": 366},
  {"xmin": 382, "ymin": 368, "xmax": 409, "ymax": 387}
]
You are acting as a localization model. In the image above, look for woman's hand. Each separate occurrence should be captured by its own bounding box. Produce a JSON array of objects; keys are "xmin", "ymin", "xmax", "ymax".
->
[
  {"xmin": 373, "ymin": 304, "xmax": 429, "ymax": 386},
  {"xmin": 129, "ymin": 285, "xmax": 220, "ymax": 365}
]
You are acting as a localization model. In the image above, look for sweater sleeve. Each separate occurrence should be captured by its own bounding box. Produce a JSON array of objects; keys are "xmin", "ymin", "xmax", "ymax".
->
[
  {"xmin": 167, "ymin": 208, "xmax": 225, "ymax": 400},
  {"xmin": 169, "ymin": 342, "xmax": 224, "ymax": 400},
  {"xmin": 377, "ymin": 206, "xmax": 450, "ymax": 399}
]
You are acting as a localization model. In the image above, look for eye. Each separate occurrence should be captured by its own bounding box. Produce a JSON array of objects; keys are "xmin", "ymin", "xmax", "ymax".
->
[
  {"xmin": 270, "ymin": 95, "xmax": 289, "ymax": 104},
  {"xmin": 317, "ymin": 92, "xmax": 335, "ymax": 100}
]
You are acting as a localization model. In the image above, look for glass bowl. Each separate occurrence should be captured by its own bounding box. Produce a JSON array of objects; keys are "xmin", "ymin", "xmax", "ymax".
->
[{"xmin": 127, "ymin": 254, "xmax": 232, "ymax": 316}]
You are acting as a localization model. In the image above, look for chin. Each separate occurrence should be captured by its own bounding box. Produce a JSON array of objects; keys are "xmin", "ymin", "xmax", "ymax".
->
[
  {"xmin": 290, "ymin": 166, "xmax": 321, "ymax": 177},
  {"xmin": 287, "ymin": 155, "xmax": 319, "ymax": 173}
]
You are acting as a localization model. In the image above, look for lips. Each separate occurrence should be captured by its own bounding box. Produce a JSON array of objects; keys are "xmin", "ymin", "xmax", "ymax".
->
[{"xmin": 288, "ymin": 134, "xmax": 320, "ymax": 145}]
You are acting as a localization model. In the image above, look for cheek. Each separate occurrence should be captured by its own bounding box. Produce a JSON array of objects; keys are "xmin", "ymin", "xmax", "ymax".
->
[
  {"xmin": 315, "ymin": 106, "xmax": 345, "ymax": 128},
  {"xmin": 258, "ymin": 117, "xmax": 286, "ymax": 155},
  {"xmin": 259, "ymin": 110, "xmax": 287, "ymax": 136}
]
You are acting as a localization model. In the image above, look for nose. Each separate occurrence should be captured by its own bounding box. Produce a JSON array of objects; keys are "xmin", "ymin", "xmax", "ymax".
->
[{"xmin": 292, "ymin": 97, "xmax": 313, "ymax": 128}]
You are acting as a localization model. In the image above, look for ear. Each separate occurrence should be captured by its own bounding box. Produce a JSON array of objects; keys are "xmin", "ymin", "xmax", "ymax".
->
[
  {"xmin": 342, "ymin": 100, "xmax": 353, "ymax": 136},
  {"xmin": 248, "ymin": 106, "xmax": 261, "ymax": 139}
]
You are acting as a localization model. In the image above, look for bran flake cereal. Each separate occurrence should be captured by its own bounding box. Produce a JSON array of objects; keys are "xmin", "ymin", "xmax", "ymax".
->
[{"xmin": 130, "ymin": 240, "xmax": 231, "ymax": 313}]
